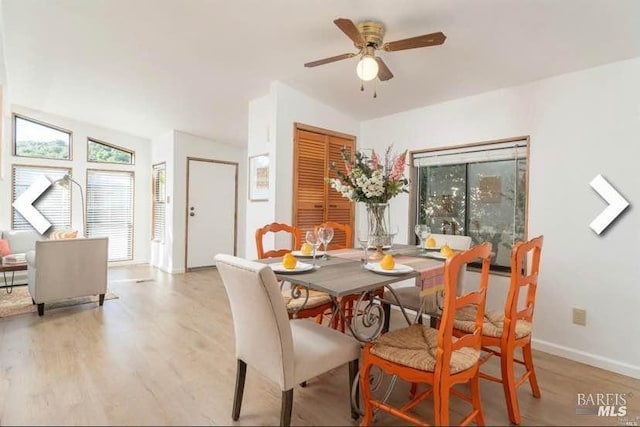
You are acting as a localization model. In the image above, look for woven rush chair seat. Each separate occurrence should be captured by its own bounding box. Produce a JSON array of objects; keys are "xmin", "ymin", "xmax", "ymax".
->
[
  {"xmin": 282, "ymin": 289, "xmax": 333, "ymax": 311},
  {"xmin": 454, "ymin": 305, "xmax": 533, "ymax": 339},
  {"xmin": 370, "ymin": 323, "xmax": 480, "ymax": 374}
]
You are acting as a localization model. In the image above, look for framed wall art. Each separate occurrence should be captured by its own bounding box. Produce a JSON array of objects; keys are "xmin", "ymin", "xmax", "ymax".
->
[{"xmin": 249, "ymin": 154, "xmax": 269, "ymax": 201}]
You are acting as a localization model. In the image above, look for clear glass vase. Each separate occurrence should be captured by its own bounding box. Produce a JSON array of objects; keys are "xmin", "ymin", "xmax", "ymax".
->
[{"xmin": 366, "ymin": 202, "xmax": 391, "ymax": 249}]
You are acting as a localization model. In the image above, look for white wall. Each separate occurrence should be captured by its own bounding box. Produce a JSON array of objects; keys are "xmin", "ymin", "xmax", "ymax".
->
[
  {"xmin": 360, "ymin": 57, "xmax": 640, "ymax": 378},
  {"xmin": 245, "ymin": 93, "xmax": 276, "ymax": 260},
  {"xmin": 0, "ymin": 105, "xmax": 151, "ymax": 265},
  {"xmin": 171, "ymin": 130, "xmax": 246, "ymax": 273}
]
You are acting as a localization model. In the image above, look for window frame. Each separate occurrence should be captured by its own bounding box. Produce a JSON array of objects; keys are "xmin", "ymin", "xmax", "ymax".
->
[
  {"xmin": 12, "ymin": 113, "xmax": 73, "ymax": 161},
  {"xmin": 86, "ymin": 137, "xmax": 135, "ymax": 165},
  {"xmin": 86, "ymin": 168, "xmax": 135, "ymax": 262},
  {"xmin": 151, "ymin": 162, "xmax": 166, "ymax": 243},
  {"xmin": 408, "ymin": 136, "xmax": 530, "ymax": 275},
  {"xmin": 11, "ymin": 163, "xmax": 73, "ymax": 232}
]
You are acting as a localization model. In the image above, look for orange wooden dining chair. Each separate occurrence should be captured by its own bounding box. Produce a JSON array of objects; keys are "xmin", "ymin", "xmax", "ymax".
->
[
  {"xmin": 314, "ymin": 221, "xmax": 353, "ymax": 250},
  {"xmin": 359, "ymin": 243, "xmax": 492, "ymax": 426},
  {"xmin": 255, "ymin": 222, "xmax": 334, "ymax": 323},
  {"xmin": 453, "ymin": 236, "xmax": 543, "ymax": 425}
]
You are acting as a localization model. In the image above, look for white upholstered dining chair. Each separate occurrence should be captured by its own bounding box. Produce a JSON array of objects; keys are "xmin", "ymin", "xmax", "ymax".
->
[
  {"xmin": 214, "ymin": 254, "xmax": 361, "ymax": 427},
  {"xmin": 382, "ymin": 234, "xmax": 472, "ymax": 330}
]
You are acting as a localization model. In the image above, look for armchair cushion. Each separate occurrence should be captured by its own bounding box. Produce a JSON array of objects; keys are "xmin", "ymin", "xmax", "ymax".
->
[{"xmin": 1, "ymin": 230, "xmax": 42, "ymax": 255}]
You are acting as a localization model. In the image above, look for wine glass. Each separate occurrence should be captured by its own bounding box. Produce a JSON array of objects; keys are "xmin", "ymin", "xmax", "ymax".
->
[
  {"xmin": 305, "ymin": 230, "xmax": 320, "ymax": 268},
  {"xmin": 317, "ymin": 226, "xmax": 334, "ymax": 260},
  {"xmin": 414, "ymin": 224, "xmax": 430, "ymax": 251},
  {"xmin": 356, "ymin": 228, "xmax": 369, "ymax": 266}
]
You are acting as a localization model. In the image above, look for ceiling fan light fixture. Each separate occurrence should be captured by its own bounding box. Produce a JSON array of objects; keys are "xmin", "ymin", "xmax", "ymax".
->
[{"xmin": 356, "ymin": 55, "xmax": 379, "ymax": 81}]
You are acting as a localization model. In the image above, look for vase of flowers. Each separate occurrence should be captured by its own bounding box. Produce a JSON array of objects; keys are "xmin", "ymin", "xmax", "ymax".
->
[{"xmin": 328, "ymin": 145, "xmax": 409, "ymax": 255}]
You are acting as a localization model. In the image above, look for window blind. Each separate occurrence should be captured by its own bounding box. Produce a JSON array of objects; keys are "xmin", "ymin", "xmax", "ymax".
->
[
  {"xmin": 152, "ymin": 163, "xmax": 166, "ymax": 242},
  {"xmin": 413, "ymin": 140, "xmax": 528, "ymax": 167},
  {"xmin": 86, "ymin": 169, "xmax": 134, "ymax": 261},
  {"xmin": 12, "ymin": 165, "xmax": 71, "ymax": 232}
]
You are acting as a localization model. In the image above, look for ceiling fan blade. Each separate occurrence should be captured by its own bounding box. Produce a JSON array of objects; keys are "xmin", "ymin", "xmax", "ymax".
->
[
  {"xmin": 382, "ymin": 31, "xmax": 446, "ymax": 52},
  {"xmin": 304, "ymin": 53, "xmax": 356, "ymax": 68},
  {"xmin": 333, "ymin": 18, "xmax": 365, "ymax": 47},
  {"xmin": 375, "ymin": 57, "xmax": 394, "ymax": 81}
]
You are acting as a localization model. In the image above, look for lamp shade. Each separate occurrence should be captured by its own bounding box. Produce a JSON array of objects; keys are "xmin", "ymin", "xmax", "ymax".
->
[{"xmin": 356, "ymin": 55, "xmax": 379, "ymax": 81}]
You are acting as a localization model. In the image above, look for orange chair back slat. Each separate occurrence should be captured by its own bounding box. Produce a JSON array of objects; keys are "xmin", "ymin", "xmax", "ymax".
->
[
  {"xmin": 435, "ymin": 242, "xmax": 492, "ymax": 376},
  {"xmin": 315, "ymin": 222, "xmax": 353, "ymax": 250},
  {"xmin": 504, "ymin": 236, "xmax": 543, "ymax": 336},
  {"xmin": 255, "ymin": 222, "xmax": 301, "ymax": 259}
]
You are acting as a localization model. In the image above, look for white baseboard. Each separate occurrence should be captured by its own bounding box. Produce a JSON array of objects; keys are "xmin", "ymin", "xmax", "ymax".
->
[{"xmin": 532, "ymin": 338, "xmax": 640, "ymax": 379}]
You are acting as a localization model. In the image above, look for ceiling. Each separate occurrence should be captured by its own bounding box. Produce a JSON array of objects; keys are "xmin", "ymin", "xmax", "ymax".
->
[{"xmin": 3, "ymin": 0, "xmax": 640, "ymax": 145}]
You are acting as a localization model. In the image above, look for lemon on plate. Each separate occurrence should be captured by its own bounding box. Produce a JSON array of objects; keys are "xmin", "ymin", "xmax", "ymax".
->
[
  {"xmin": 380, "ymin": 254, "xmax": 395, "ymax": 271},
  {"xmin": 425, "ymin": 236, "xmax": 436, "ymax": 249},
  {"xmin": 282, "ymin": 253, "xmax": 298, "ymax": 269},
  {"xmin": 300, "ymin": 242, "xmax": 313, "ymax": 256},
  {"xmin": 440, "ymin": 244, "xmax": 454, "ymax": 258}
]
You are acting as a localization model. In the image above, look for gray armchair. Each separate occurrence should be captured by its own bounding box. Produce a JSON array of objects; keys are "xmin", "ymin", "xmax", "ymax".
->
[{"xmin": 27, "ymin": 237, "xmax": 108, "ymax": 316}]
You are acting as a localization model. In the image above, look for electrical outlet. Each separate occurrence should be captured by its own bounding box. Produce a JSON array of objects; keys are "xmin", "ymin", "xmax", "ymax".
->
[{"xmin": 572, "ymin": 308, "xmax": 587, "ymax": 326}]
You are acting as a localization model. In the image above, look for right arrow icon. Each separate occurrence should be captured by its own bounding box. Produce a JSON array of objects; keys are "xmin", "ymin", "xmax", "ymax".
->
[{"xmin": 589, "ymin": 174, "xmax": 629, "ymax": 235}]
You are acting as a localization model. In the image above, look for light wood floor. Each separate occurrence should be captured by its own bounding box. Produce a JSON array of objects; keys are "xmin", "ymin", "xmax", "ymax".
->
[{"xmin": 0, "ymin": 265, "xmax": 637, "ymax": 426}]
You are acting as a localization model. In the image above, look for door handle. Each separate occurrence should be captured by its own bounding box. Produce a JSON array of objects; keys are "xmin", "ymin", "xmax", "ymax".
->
[
  {"xmin": 329, "ymin": 204, "xmax": 337, "ymax": 208},
  {"xmin": 190, "ymin": 212, "xmax": 195, "ymax": 217},
  {"xmin": 314, "ymin": 204, "xmax": 323, "ymax": 208}
]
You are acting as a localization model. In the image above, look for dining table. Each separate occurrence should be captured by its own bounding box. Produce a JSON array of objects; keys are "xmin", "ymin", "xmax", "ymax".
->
[{"xmin": 260, "ymin": 244, "xmax": 448, "ymax": 343}]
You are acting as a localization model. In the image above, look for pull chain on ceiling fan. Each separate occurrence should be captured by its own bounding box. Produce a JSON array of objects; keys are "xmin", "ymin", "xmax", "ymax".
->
[{"xmin": 304, "ymin": 18, "xmax": 446, "ymax": 96}]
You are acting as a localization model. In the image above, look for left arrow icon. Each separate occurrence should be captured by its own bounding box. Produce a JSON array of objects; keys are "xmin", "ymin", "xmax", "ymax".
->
[{"xmin": 12, "ymin": 175, "xmax": 53, "ymax": 234}]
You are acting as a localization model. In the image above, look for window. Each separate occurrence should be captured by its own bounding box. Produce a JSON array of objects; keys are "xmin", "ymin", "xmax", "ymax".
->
[
  {"xmin": 152, "ymin": 163, "xmax": 166, "ymax": 242},
  {"xmin": 13, "ymin": 114, "xmax": 72, "ymax": 160},
  {"xmin": 87, "ymin": 138, "xmax": 134, "ymax": 164},
  {"xmin": 12, "ymin": 165, "xmax": 72, "ymax": 232},
  {"xmin": 412, "ymin": 138, "xmax": 528, "ymax": 272},
  {"xmin": 86, "ymin": 169, "xmax": 134, "ymax": 261}
]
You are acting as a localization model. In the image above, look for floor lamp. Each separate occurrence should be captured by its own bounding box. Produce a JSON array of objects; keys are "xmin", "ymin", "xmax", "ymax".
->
[{"xmin": 52, "ymin": 173, "xmax": 85, "ymax": 237}]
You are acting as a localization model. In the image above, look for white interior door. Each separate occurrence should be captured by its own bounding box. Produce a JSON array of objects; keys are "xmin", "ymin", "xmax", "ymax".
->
[{"xmin": 187, "ymin": 159, "xmax": 237, "ymax": 269}]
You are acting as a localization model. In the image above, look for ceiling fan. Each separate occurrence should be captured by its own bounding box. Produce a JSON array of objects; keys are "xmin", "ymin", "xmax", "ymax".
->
[{"xmin": 304, "ymin": 18, "xmax": 446, "ymax": 83}]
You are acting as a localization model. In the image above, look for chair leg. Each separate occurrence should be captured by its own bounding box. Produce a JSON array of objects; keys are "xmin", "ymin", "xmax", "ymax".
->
[
  {"xmin": 99, "ymin": 293, "xmax": 105, "ymax": 306},
  {"xmin": 501, "ymin": 350, "xmax": 521, "ymax": 424},
  {"xmin": 523, "ymin": 342, "xmax": 541, "ymax": 398},
  {"xmin": 382, "ymin": 301, "xmax": 391, "ymax": 333},
  {"xmin": 359, "ymin": 358, "xmax": 374, "ymax": 426},
  {"xmin": 348, "ymin": 359, "xmax": 359, "ymax": 420},
  {"xmin": 434, "ymin": 383, "xmax": 450, "ymax": 426},
  {"xmin": 280, "ymin": 389, "xmax": 294, "ymax": 427},
  {"xmin": 232, "ymin": 360, "xmax": 247, "ymax": 421},
  {"xmin": 471, "ymin": 373, "xmax": 485, "ymax": 426},
  {"xmin": 37, "ymin": 303, "xmax": 44, "ymax": 316},
  {"xmin": 409, "ymin": 382, "xmax": 418, "ymax": 399}
]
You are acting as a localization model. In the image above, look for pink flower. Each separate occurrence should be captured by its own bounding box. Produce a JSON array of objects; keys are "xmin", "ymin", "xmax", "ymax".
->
[
  {"xmin": 390, "ymin": 151, "xmax": 407, "ymax": 180},
  {"xmin": 371, "ymin": 151, "xmax": 379, "ymax": 170},
  {"xmin": 344, "ymin": 161, "xmax": 351, "ymax": 175}
]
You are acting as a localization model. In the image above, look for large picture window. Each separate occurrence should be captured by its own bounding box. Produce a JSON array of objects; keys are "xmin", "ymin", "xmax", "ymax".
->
[
  {"xmin": 86, "ymin": 169, "xmax": 134, "ymax": 261},
  {"xmin": 13, "ymin": 114, "xmax": 72, "ymax": 160},
  {"xmin": 12, "ymin": 165, "xmax": 72, "ymax": 232},
  {"xmin": 152, "ymin": 162, "xmax": 166, "ymax": 242},
  {"xmin": 412, "ymin": 138, "xmax": 528, "ymax": 272}
]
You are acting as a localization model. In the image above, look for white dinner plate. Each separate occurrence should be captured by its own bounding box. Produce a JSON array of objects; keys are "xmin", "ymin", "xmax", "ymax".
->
[
  {"xmin": 269, "ymin": 261, "xmax": 314, "ymax": 274},
  {"xmin": 364, "ymin": 262, "xmax": 414, "ymax": 276},
  {"xmin": 291, "ymin": 250, "xmax": 326, "ymax": 258},
  {"xmin": 423, "ymin": 251, "xmax": 448, "ymax": 260},
  {"xmin": 367, "ymin": 245, "xmax": 392, "ymax": 250}
]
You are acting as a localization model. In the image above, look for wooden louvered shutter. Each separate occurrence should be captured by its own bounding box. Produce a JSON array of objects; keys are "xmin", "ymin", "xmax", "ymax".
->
[
  {"xmin": 326, "ymin": 136, "xmax": 354, "ymax": 249},
  {"xmin": 293, "ymin": 125, "xmax": 355, "ymax": 249},
  {"xmin": 293, "ymin": 129, "xmax": 326, "ymax": 240}
]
